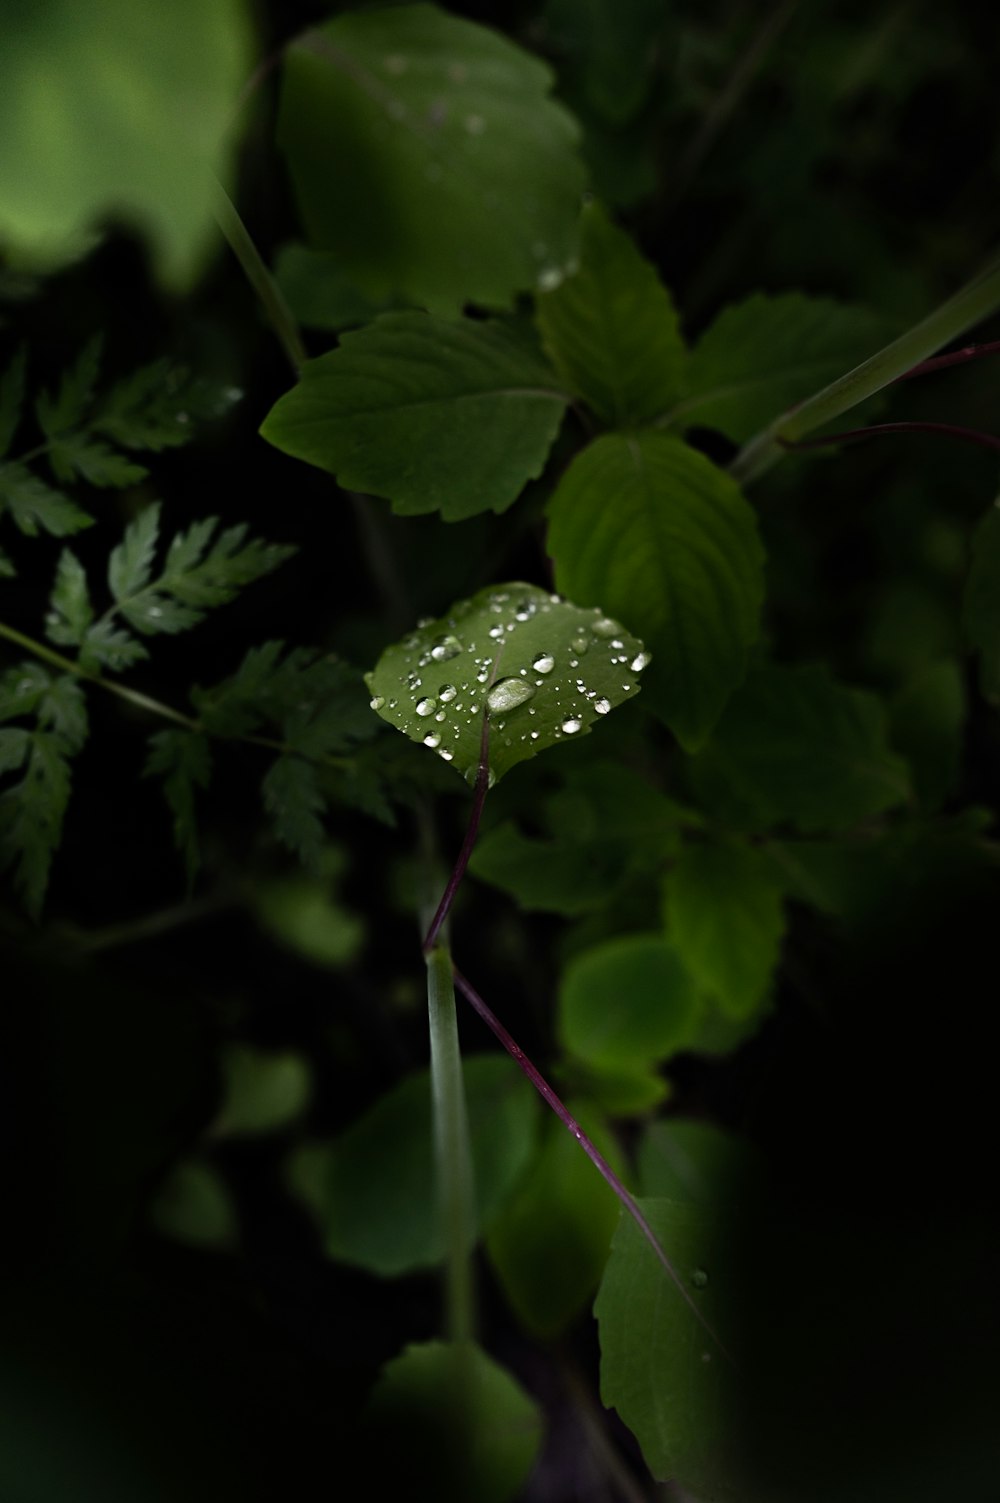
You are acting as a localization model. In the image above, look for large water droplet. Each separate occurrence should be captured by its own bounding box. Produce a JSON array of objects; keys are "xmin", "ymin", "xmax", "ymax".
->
[
  {"xmin": 415, "ymin": 698, "xmax": 436, "ymax": 717},
  {"xmin": 487, "ymin": 677, "xmax": 535, "ymax": 714},
  {"xmin": 631, "ymin": 651, "xmax": 652, "ymax": 672},
  {"xmin": 488, "ymin": 623, "xmax": 504, "ymax": 639},
  {"xmin": 594, "ymin": 697, "xmax": 611, "ymax": 715},
  {"xmin": 430, "ymin": 634, "xmax": 462, "ymax": 662},
  {"xmin": 691, "ymin": 1268, "xmax": 709, "ymax": 1289},
  {"xmin": 532, "ymin": 653, "xmax": 555, "ymax": 674},
  {"xmin": 434, "ymin": 710, "xmax": 446, "ymax": 722},
  {"xmin": 592, "ymin": 616, "xmax": 617, "ymax": 637},
  {"xmin": 438, "ymin": 748, "xmax": 454, "ymax": 762},
  {"xmin": 423, "ymin": 732, "xmax": 441, "ymax": 748},
  {"xmin": 571, "ymin": 635, "xmax": 589, "ymax": 655},
  {"xmin": 561, "ymin": 718, "xmax": 582, "ymax": 734},
  {"xmin": 439, "ymin": 684, "xmax": 457, "ymax": 702},
  {"xmin": 369, "ymin": 695, "xmax": 385, "ymax": 710}
]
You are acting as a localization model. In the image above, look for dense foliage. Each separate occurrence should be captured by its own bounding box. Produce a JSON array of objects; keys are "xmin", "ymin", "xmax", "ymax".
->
[{"xmin": 2, "ymin": 3, "xmax": 999, "ymax": 1500}]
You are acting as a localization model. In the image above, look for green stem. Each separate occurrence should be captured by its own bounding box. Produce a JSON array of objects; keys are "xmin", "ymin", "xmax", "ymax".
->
[
  {"xmin": 425, "ymin": 939, "xmax": 476, "ymax": 1346},
  {"xmin": 210, "ymin": 178, "xmax": 307, "ymax": 376},
  {"xmin": 730, "ymin": 249, "xmax": 1000, "ymax": 485}
]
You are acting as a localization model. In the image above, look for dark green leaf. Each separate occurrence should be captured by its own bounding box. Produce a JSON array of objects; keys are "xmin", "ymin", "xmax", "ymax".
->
[
  {"xmin": 547, "ymin": 432, "xmax": 764, "ymax": 748},
  {"xmin": 637, "ymin": 1118, "xmax": 763, "ymax": 1203},
  {"xmin": 0, "ymin": 726, "xmax": 30, "ymax": 775},
  {"xmin": 214, "ymin": 1043, "xmax": 312, "ymax": 1137},
  {"xmin": 144, "ymin": 728, "xmax": 211, "ymax": 883},
  {"xmin": 46, "ymin": 549, "xmax": 93, "ymax": 648},
  {"xmin": 0, "ymin": 544, "xmax": 14, "ymax": 578},
  {"xmin": 287, "ymin": 1054, "xmax": 539, "ymax": 1276},
  {"xmin": 278, "ymin": 3, "xmax": 585, "ymax": 312},
  {"xmin": 366, "ymin": 582, "xmax": 649, "ymax": 786},
  {"xmin": 149, "ymin": 1159, "xmax": 238, "ymax": 1249},
  {"xmin": 273, "ymin": 243, "xmax": 390, "ymax": 331},
  {"xmin": 108, "ymin": 503, "xmax": 160, "ymax": 601},
  {"xmin": 261, "ymin": 312, "xmax": 567, "ymax": 520},
  {"xmin": 0, "ymin": 346, "xmax": 26, "ymax": 458},
  {"xmin": 889, "ymin": 658, "xmax": 965, "ymax": 809},
  {"xmin": 558, "ymin": 933, "xmax": 701, "ymax": 1069},
  {"xmin": 963, "ymin": 500, "xmax": 1000, "ymax": 701},
  {"xmin": 542, "ymin": 0, "xmax": 665, "ymax": 123},
  {"xmin": 674, "ymin": 292, "xmax": 896, "ymax": 442},
  {"xmin": 94, "ymin": 360, "xmax": 239, "ymax": 450},
  {"xmin": 36, "ymin": 336, "xmax": 102, "ymax": 439},
  {"xmin": 689, "ymin": 664, "xmax": 911, "ymax": 832},
  {"xmin": 0, "ymin": 463, "xmax": 93, "ymax": 536},
  {"xmin": 47, "ymin": 435, "xmax": 147, "ymax": 488},
  {"xmin": 665, "ymin": 839, "xmax": 785, "ymax": 1021},
  {"xmin": 0, "ymin": 730, "xmax": 77, "ymax": 917},
  {"xmin": 252, "ymin": 871, "xmax": 365, "ymax": 970},
  {"xmin": 535, "ymin": 200, "xmax": 684, "ymax": 426},
  {"xmin": 80, "ymin": 619, "xmax": 148, "ymax": 673},
  {"xmin": 262, "ymin": 754, "xmax": 326, "ymax": 871},
  {"xmin": 0, "ymin": 661, "xmax": 51, "ymax": 721}
]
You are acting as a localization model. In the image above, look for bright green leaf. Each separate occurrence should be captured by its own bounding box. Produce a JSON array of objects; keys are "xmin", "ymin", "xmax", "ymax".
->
[
  {"xmin": 485, "ymin": 1105, "xmax": 622, "ymax": 1338},
  {"xmin": 689, "ymin": 663, "xmax": 911, "ymax": 832},
  {"xmin": 365, "ymin": 582, "xmax": 649, "ymax": 786},
  {"xmin": 535, "ymin": 200, "xmax": 684, "ymax": 426},
  {"xmin": 260, "ymin": 312, "xmax": 567, "ymax": 520},
  {"xmin": 666, "ymin": 840, "xmax": 785, "ymax": 1021},
  {"xmin": 363, "ymin": 1341, "xmax": 543, "ymax": 1503},
  {"xmin": 963, "ymin": 500, "xmax": 1000, "ymax": 701},
  {"xmin": 674, "ymin": 291, "xmax": 896, "ymax": 442},
  {"xmin": 0, "ymin": 0, "xmax": 254, "ymax": 288},
  {"xmin": 547, "ymin": 432, "xmax": 764, "ymax": 748},
  {"xmin": 558, "ymin": 934, "xmax": 701, "ymax": 1069},
  {"xmin": 287, "ymin": 1054, "xmax": 539, "ymax": 1276},
  {"xmin": 214, "ymin": 1043, "xmax": 312, "ymax": 1137},
  {"xmin": 278, "ymin": 3, "xmax": 585, "ymax": 312}
]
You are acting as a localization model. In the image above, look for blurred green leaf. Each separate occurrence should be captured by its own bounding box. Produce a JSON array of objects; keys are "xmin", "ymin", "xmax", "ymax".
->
[
  {"xmin": 214, "ymin": 1043, "xmax": 311, "ymax": 1137},
  {"xmin": 889, "ymin": 658, "xmax": 965, "ymax": 809},
  {"xmin": 149, "ymin": 1158, "xmax": 238, "ymax": 1249},
  {"xmin": 143, "ymin": 729, "xmax": 211, "ymax": 883},
  {"xmin": 558, "ymin": 933, "xmax": 700, "ymax": 1070},
  {"xmin": 542, "ymin": 0, "xmax": 665, "ymax": 123},
  {"xmin": 637, "ymin": 1118, "xmax": 762, "ymax": 1203},
  {"xmin": 273, "ymin": 243, "xmax": 390, "ymax": 332},
  {"xmin": 252, "ymin": 871, "xmax": 365, "ymax": 969}
]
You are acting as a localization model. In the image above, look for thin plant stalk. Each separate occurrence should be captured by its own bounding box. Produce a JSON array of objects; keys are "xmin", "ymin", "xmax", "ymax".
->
[
  {"xmin": 211, "ymin": 178, "xmax": 307, "ymax": 376},
  {"xmin": 778, "ymin": 420, "xmax": 1000, "ymax": 456}
]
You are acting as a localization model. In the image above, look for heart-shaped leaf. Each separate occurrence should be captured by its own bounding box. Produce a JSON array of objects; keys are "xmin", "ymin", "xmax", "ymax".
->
[{"xmin": 365, "ymin": 582, "xmax": 649, "ymax": 784}]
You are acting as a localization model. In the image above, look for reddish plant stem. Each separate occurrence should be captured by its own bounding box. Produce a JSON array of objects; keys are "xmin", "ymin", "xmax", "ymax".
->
[
  {"xmin": 898, "ymin": 339, "xmax": 1000, "ymax": 381},
  {"xmin": 422, "ymin": 710, "xmax": 492, "ymax": 954},
  {"xmin": 452, "ymin": 963, "xmax": 736, "ymax": 1367},
  {"xmin": 778, "ymin": 420, "xmax": 1000, "ymax": 455}
]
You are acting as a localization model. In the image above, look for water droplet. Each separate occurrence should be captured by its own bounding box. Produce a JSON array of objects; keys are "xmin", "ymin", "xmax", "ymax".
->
[
  {"xmin": 532, "ymin": 653, "xmax": 555, "ymax": 674},
  {"xmin": 439, "ymin": 684, "xmax": 457, "ymax": 702},
  {"xmin": 438, "ymin": 748, "xmax": 454, "ymax": 762},
  {"xmin": 403, "ymin": 633, "xmax": 420, "ymax": 650},
  {"xmin": 388, "ymin": 698, "xmax": 398, "ymax": 709},
  {"xmin": 476, "ymin": 668, "xmax": 489, "ymax": 683},
  {"xmin": 631, "ymin": 651, "xmax": 652, "ymax": 672},
  {"xmin": 148, "ymin": 606, "xmax": 163, "ymax": 618},
  {"xmin": 701, "ymin": 1352, "xmax": 712, "ymax": 1364},
  {"xmin": 594, "ymin": 697, "xmax": 611, "ymax": 715},
  {"xmin": 415, "ymin": 698, "xmax": 436, "ymax": 717},
  {"xmin": 691, "ymin": 1268, "xmax": 709, "ymax": 1289},
  {"xmin": 369, "ymin": 695, "xmax": 385, "ymax": 710},
  {"xmin": 488, "ymin": 623, "xmax": 504, "ymax": 639},
  {"xmin": 512, "ymin": 595, "xmax": 537, "ymax": 621},
  {"xmin": 592, "ymin": 616, "xmax": 617, "ymax": 637},
  {"xmin": 622, "ymin": 682, "xmax": 633, "ymax": 691},
  {"xmin": 610, "ymin": 638, "xmax": 624, "ymax": 650},
  {"xmin": 537, "ymin": 265, "xmax": 564, "ymax": 292},
  {"xmin": 434, "ymin": 710, "xmax": 446, "ymax": 722},
  {"xmin": 571, "ymin": 635, "xmax": 589, "ymax": 655},
  {"xmin": 561, "ymin": 718, "xmax": 582, "ymax": 734},
  {"xmin": 464, "ymin": 113, "xmax": 485, "ymax": 134},
  {"xmin": 530, "ymin": 730, "xmax": 539, "ymax": 740},
  {"xmin": 176, "ymin": 412, "xmax": 189, "ymax": 425},
  {"xmin": 430, "ymin": 633, "xmax": 461, "ymax": 661},
  {"xmin": 487, "ymin": 677, "xmax": 535, "ymax": 713},
  {"xmin": 422, "ymin": 731, "xmax": 443, "ymax": 749}
]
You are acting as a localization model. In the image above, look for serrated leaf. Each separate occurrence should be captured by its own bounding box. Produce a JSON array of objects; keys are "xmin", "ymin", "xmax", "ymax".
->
[
  {"xmin": 278, "ymin": 3, "xmax": 585, "ymax": 312},
  {"xmin": 963, "ymin": 501, "xmax": 1000, "ymax": 701},
  {"xmin": 0, "ymin": 661, "xmax": 51, "ymax": 720},
  {"xmin": 48, "ymin": 434, "xmax": 147, "ymax": 488},
  {"xmin": 0, "ymin": 0, "xmax": 253, "ymax": 289},
  {"xmin": 689, "ymin": 663, "xmax": 911, "ymax": 832},
  {"xmin": 108, "ymin": 503, "xmax": 160, "ymax": 601},
  {"xmin": 262, "ymin": 754, "xmax": 326, "ymax": 870},
  {"xmin": 536, "ymin": 200, "xmax": 684, "ymax": 426},
  {"xmin": 665, "ymin": 840, "xmax": 785, "ymax": 1021},
  {"xmin": 0, "ymin": 346, "xmax": 26, "ymax": 458},
  {"xmin": 0, "ymin": 463, "xmax": 93, "ymax": 536},
  {"xmin": 287, "ymin": 1054, "xmax": 538, "ymax": 1276},
  {"xmin": 595, "ymin": 1197, "xmax": 739, "ymax": 1492},
  {"xmin": 45, "ymin": 549, "xmax": 93, "ymax": 649},
  {"xmin": 558, "ymin": 933, "xmax": 701, "ymax": 1069},
  {"xmin": 0, "ymin": 730, "xmax": 75, "ymax": 917},
  {"xmin": 547, "ymin": 432, "xmax": 764, "ymax": 749},
  {"xmin": 673, "ymin": 291, "xmax": 896, "ymax": 442},
  {"xmin": 80, "ymin": 619, "xmax": 148, "ymax": 673},
  {"xmin": 260, "ymin": 312, "xmax": 568, "ymax": 520},
  {"xmin": 144, "ymin": 728, "xmax": 211, "ymax": 883},
  {"xmin": 366, "ymin": 582, "xmax": 649, "ymax": 786},
  {"xmin": 94, "ymin": 360, "xmax": 237, "ymax": 450},
  {"xmin": 0, "ymin": 726, "xmax": 30, "ymax": 774},
  {"xmin": 36, "ymin": 336, "xmax": 102, "ymax": 439}
]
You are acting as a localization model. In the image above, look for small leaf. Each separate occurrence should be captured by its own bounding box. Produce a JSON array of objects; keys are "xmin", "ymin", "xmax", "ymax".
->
[
  {"xmin": 665, "ymin": 839, "xmax": 785, "ymax": 1021},
  {"xmin": 144, "ymin": 728, "xmax": 211, "ymax": 883},
  {"xmin": 149, "ymin": 1159, "xmax": 238, "ymax": 1249},
  {"xmin": 278, "ymin": 3, "xmax": 585, "ymax": 311},
  {"xmin": 80, "ymin": 619, "xmax": 148, "ymax": 673},
  {"xmin": 963, "ymin": 500, "xmax": 1000, "ymax": 701},
  {"xmin": 46, "ymin": 549, "xmax": 94, "ymax": 649},
  {"xmin": 252, "ymin": 872, "xmax": 365, "ymax": 970},
  {"xmin": 0, "ymin": 730, "xmax": 76, "ymax": 917},
  {"xmin": 547, "ymin": 433, "xmax": 764, "ymax": 748},
  {"xmin": 674, "ymin": 291, "xmax": 896, "ymax": 441},
  {"xmin": 260, "ymin": 312, "xmax": 568, "ymax": 520},
  {"xmin": 261, "ymin": 754, "xmax": 326, "ymax": 871},
  {"xmin": 108, "ymin": 502, "xmax": 161, "ymax": 601},
  {"xmin": 0, "ymin": 726, "xmax": 30, "ymax": 775},
  {"xmin": 36, "ymin": 336, "xmax": 102, "ymax": 439},
  {"xmin": 214, "ymin": 1043, "xmax": 312, "ymax": 1137},
  {"xmin": 558, "ymin": 933, "xmax": 701, "ymax": 1070},
  {"xmin": 0, "ymin": 463, "xmax": 93, "ymax": 536},
  {"xmin": 0, "ymin": 346, "xmax": 26, "ymax": 458},
  {"xmin": 689, "ymin": 663, "xmax": 911, "ymax": 832},
  {"xmin": 365, "ymin": 582, "xmax": 649, "ymax": 786},
  {"xmin": 536, "ymin": 200, "xmax": 684, "ymax": 426},
  {"xmin": 47, "ymin": 434, "xmax": 147, "ymax": 488},
  {"xmin": 94, "ymin": 360, "xmax": 237, "ymax": 450}
]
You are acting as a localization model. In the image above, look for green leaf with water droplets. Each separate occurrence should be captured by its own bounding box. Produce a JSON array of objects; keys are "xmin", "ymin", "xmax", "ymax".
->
[
  {"xmin": 547, "ymin": 432, "xmax": 764, "ymax": 749},
  {"xmin": 364, "ymin": 582, "xmax": 650, "ymax": 785},
  {"xmin": 535, "ymin": 200, "xmax": 684, "ymax": 427},
  {"xmin": 278, "ymin": 4, "xmax": 585, "ymax": 313},
  {"xmin": 260, "ymin": 312, "xmax": 568, "ymax": 520}
]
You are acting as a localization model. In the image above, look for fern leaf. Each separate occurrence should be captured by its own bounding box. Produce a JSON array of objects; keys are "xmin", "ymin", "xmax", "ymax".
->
[
  {"xmin": 0, "ymin": 464, "xmax": 93, "ymax": 537},
  {"xmin": 0, "ymin": 731, "xmax": 75, "ymax": 918},
  {"xmin": 80, "ymin": 620, "xmax": 148, "ymax": 673},
  {"xmin": 93, "ymin": 362, "xmax": 242, "ymax": 452},
  {"xmin": 145, "ymin": 728, "xmax": 212, "ymax": 884},
  {"xmin": 0, "ymin": 661, "xmax": 52, "ymax": 719},
  {"xmin": 262, "ymin": 754, "xmax": 326, "ymax": 870},
  {"xmin": 108, "ymin": 502, "xmax": 161, "ymax": 601},
  {"xmin": 48, "ymin": 434, "xmax": 147, "ymax": 488},
  {"xmin": 35, "ymin": 336, "xmax": 103, "ymax": 440},
  {"xmin": 0, "ymin": 347, "xmax": 26, "ymax": 459},
  {"xmin": 0, "ymin": 726, "xmax": 30, "ymax": 775},
  {"xmin": 46, "ymin": 549, "xmax": 94, "ymax": 649}
]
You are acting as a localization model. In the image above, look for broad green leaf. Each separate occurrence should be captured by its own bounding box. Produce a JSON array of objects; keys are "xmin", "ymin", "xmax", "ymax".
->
[
  {"xmin": 214, "ymin": 1044, "xmax": 312, "ymax": 1137},
  {"xmin": 0, "ymin": 0, "xmax": 253, "ymax": 288},
  {"xmin": 273, "ymin": 243, "xmax": 389, "ymax": 331},
  {"xmin": 365, "ymin": 582, "xmax": 649, "ymax": 785},
  {"xmin": 149, "ymin": 1159, "xmax": 238, "ymax": 1249},
  {"xmin": 963, "ymin": 501, "xmax": 1000, "ymax": 701},
  {"xmin": 547, "ymin": 432, "xmax": 764, "ymax": 748},
  {"xmin": 470, "ymin": 760, "xmax": 688, "ymax": 914},
  {"xmin": 595, "ymin": 1197, "xmax": 740, "ymax": 1493},
  {"xmin": 144, "ymin": 728, "xmax": 211, "ymax": 884},
  {"xmin": 558, "ymin": 1056, "xmax": 670, "ymax": 1115},
  {"xmin": 46, "ymin": 548, "xmax": 93, "ymax": 648},
  {"xmin": 689, "ymin": 664, "xmax": 911, "ymax": 832},
  {"xmin": 260, "ymin": 313, "xmax": 568, "ymax": 520},
  {"xmin": 485, "ymin": 1105, "xmax": 622, "ymax": 1338},
  {"xmin": 0, "ymin": 347, "xmax": 26, "ymax": 457},
  {"xmin": 287, "ymin": 1054, "xmax": 539, "ymax": 1276},
  {"xmin": 0, "ymin": 463, "xmax": 92, "ymax": 536},
  {"xmin": 535, "ymin": 200, "xmax": 684, "ymax": 426},
  {"xmin": 889, "ymin": 659, "xmax": 964, "ymax": 809},
  {"xmin": 261, "ymin": 754, "xmax": 326, "ymax": 871},
  {"xmin": 278, "ymin": 4, "xmax": 585, "ymax": 312},
  {"xmin": 673, "ymin": 291, "xmax": 895, "ymax": 442},
  {"xmin": 363, "ymin": 1341, "xmax": 543, "ymax": 1503},
  {"xmin": 252, "ymin": 872, "xmax": 365, "ymax": 970},
  {"xmin": 558, "ymin": 934, "xmax": 701, "ymax": 1070},
  {"xmin": 637, "ymin": 1118, "xmax": 762, "ymax": 1203},
  {"xmin": 665, "ymin": 840, "xmax": 785, "ymax": 1021}
]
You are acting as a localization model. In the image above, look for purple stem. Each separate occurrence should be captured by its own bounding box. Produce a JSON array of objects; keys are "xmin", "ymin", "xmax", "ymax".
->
[
  {"xmin": 898, "ymin": 339, "xmax": 1000, "ymax": 381},
  {"xmin": 452, "ymin": 963, "xmax": 736, "ymax": 1367},
  {"xmin": 422, "ymin": 710, "xmax": 492, "ymax": 955},
  {"xmin": 778, "ymin": 420, "xmax": 1000, "ymax": 455}
]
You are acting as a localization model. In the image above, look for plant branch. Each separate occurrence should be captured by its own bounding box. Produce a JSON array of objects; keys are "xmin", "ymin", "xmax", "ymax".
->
[
  {"xmin": 730, "ymin": 249, "xmax": 1000, "ymax": 484},
  {"xmin": 778, "ymin": 420, "xmax": 1000, "ymax": 455},
  {"xmin": 211, "ymin": 178, "xmax": 307, "ymax": 376},
  {"xmin": 898, "ymin": 338, "xmax": 1000, "ymax": 380},
  {"xmin": 422, "ymin": 709, "xmax": 492, "ymax": 953},
  {"xmin": 426, "ymin": 938, "xmax": 477, "ymax": 1345}
]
